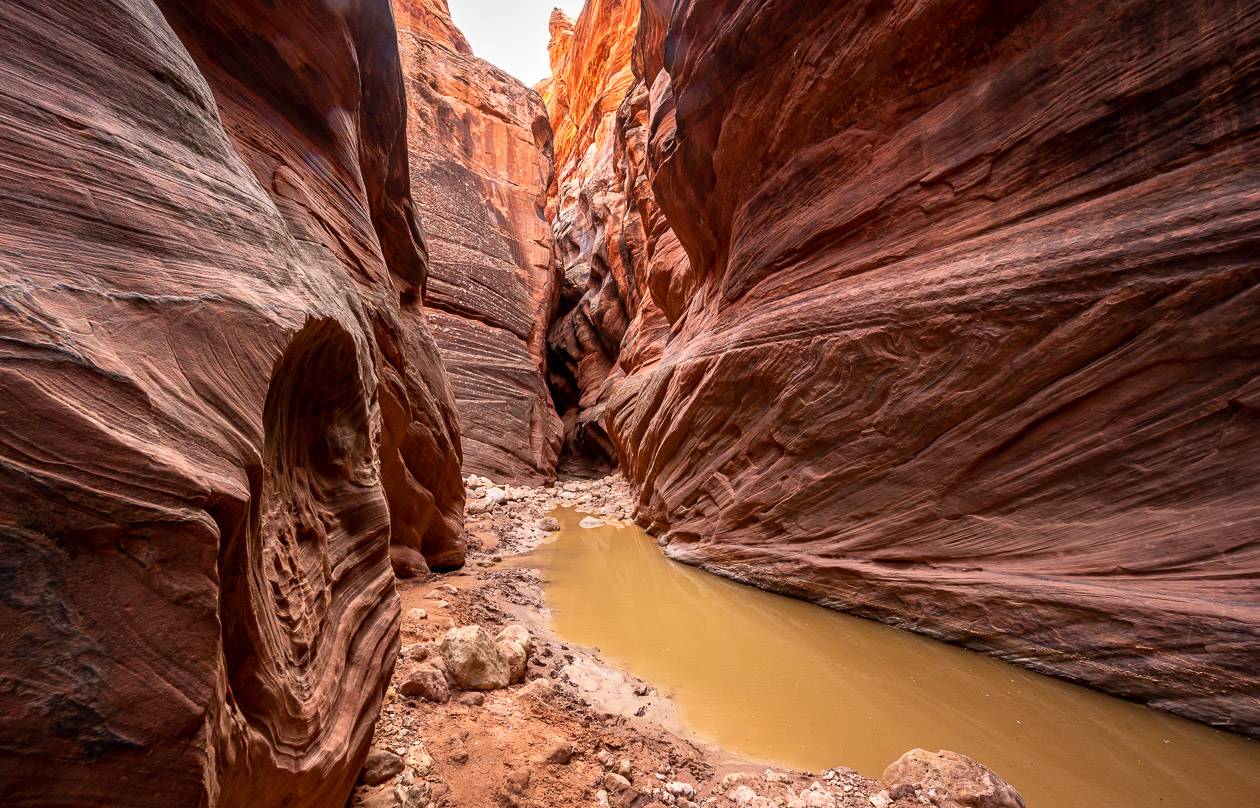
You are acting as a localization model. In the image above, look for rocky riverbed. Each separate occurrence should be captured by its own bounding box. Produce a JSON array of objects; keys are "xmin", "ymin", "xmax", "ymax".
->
[{"xmin": 351, "ymin": 475, "xmax": 1025, "ymax": 808}]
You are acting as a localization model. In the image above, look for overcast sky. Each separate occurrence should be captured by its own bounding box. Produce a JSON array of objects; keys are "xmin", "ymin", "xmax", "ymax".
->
[{"xmin": 448, "ymin": 0, "xmax": 587, "ymax": 86}]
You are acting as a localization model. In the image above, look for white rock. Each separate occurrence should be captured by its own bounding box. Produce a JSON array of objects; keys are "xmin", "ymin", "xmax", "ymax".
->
[
  {"xmin": 441, "ymin": 625, "xmax": 510, "ymax": 690},
  {"xmin": 518, "ymin": 676, "xmax": 555, "ymax": 702},
  {"xmin": 405, "ymin": 608, "xmax": 427, "ymax": 622},
  {"xmin": 579, "ymin": 516, "xmax": 605, "ymax": 529},
  {"xmin": 496, "ymin": 625, "xmax": 531, "ymax": 684},
  {"xmin": 802, "ymin": 790, "xmax": 831, "ymax": 807},
  {"xmin": 405, "ymin": 743, "xmax": 433, "ymax": 776},
  {"xmin": 729, "ymin": 785, "xmax": 758, "ymax": 806},
  {"xmin": 665, "ymin": 782, "xmax": 696, "ymax": 799}
]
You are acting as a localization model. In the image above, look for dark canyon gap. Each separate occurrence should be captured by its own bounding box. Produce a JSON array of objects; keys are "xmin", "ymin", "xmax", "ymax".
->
[
  {"xmin": 0, "ymin": 0, "xmax": 464, "ymax": 805},
  {"xmin": 547, "ymin": 0, "xmax": 1260, "ymax": 735}
]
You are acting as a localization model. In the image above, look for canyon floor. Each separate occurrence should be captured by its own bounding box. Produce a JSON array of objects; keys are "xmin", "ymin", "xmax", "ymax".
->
[{"xmin": 350, "ymin": 476, "xmax": 959, "ymax": 808}]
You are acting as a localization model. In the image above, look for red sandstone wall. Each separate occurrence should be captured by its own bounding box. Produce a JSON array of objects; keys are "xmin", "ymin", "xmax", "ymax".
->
[
  {"xmin": 393, "ymin": 0, "xmax": 563, "ymax": 485},
  {"xmin": 541, "ymin": 0, "xmax": 688, "ymax": 470},
  {"xmin": 606, "ymin": 0, "xmax": 1260, "ymax": 735},
  {"xmin": 0, "ymin": 0, "xmax": 463, "ymax": 804}
]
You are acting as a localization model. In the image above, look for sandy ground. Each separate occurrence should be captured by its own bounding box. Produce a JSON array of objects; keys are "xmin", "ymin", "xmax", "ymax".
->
[{"xmin": 350, "ymin": 475, "xmax": 936, "ymax": 808}]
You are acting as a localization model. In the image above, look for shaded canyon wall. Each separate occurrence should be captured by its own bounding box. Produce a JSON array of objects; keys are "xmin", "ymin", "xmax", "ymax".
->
[
  {"xmin": 393, "ymin": 0, "xmax": 563, "ymax": 485},
  {"xmin": 0, "ymin": 0, "xmax": 464, "ymax": 804},
  {"xmin": 550, "ymin": 0, "xmax": 1260, "ymax": 734}
]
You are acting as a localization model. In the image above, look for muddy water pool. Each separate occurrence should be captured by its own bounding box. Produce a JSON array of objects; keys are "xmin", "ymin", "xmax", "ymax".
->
[{"xmin": 526, "ymin": 508, "xmax": 1260, "ymax": 807}]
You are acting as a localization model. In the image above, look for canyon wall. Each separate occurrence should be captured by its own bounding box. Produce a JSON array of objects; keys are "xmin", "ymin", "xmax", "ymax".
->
[
  {"xmin": 394, "ymin": 0, "xmax": 563, "ymax": 484},
  {"xmin": 0, "ymin": 0, "xmax": 463, "ymax": 805},
  {"xmin": 542, "ymin": 0, "xmax": 1260, "ymax": 733},
  {"xmin": 541, "ymin": 1, "xmax": 686, "ymax": 471}
]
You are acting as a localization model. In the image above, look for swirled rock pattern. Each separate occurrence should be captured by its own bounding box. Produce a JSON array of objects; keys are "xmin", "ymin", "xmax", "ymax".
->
[
  {"xmin": 604, "ymin": 0, "xmax": 1260, "ymax": 734},
  {"xmin": 0, "ymin": 0, "xmax": 463, "ymax": 805},
  {"xmin": 541, "ymin": 0, "xmax": 687, "ymax": 472},
  {"xmin": 393, "ymin": 0, "xmax": 563, "ymax": 484}
]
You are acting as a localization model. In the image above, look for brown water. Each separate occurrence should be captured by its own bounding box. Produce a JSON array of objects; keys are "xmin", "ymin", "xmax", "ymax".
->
[{"xmin": 529, "ymin": 508, "xmax": 1260, "ymax": 807}]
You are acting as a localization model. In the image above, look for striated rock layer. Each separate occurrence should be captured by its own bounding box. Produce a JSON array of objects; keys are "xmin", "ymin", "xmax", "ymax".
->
[
  {"xmin": 541, "ymin": 0, "xmax": 686, "ymax": 472},
  {"xmin": 0, "ymin": 0, "xmax": 463, "ymax": 805},
  {"xmin": 601, "ymin": 0, "xmax": 1260, "ymax": 734},
  {"xmin": 393, "ymin": 0, "xmax": 562, "ymax": 485}
]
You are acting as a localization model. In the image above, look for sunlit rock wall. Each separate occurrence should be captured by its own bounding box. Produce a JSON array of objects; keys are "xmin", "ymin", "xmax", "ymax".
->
[
  {"xmin": 0, "ymin": 0, "xmax": 464, "ymax": 804},
  {"xmin": 541, "ymin": 0, "xmax": 687, "ymax": 471},
  {"xmin": 606, "ymin": 0, "xmax": 1260, "ymax": 735}
]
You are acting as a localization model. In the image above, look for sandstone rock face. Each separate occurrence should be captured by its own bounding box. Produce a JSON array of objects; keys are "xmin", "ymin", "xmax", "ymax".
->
[
  {"xmin": 0, "ymin": 0, "xmax": 462, "ymax": 805},
  {"xmin": 394, "ymin": 0, "xmax": 563, "ymax": 484},
  {"xmin": 882, "ymin": 750, "xmax": 1025, "ymax": 808},
  {"xmin": 541, "ymin": 0, "xmax": 684, "ymax": 472},
  {"xmin": 603, "ymin": 0, "xmax": 1260, "ymax": 734}
]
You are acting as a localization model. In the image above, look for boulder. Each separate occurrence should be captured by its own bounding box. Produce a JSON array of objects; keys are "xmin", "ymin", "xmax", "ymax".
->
[
  {"xmin": 539, "ymin": 516, "xmax": 562, "ymax": 532},
  {"xmin": 391, "ymin": 545, "xmax": 429, "ymax": 579},
  {"xmin": 496, "ymin": 625, "xmax": 533, "ymax": 684},
  {"xmin": 441, "ymin": 625, "xmax": 511, "ymax": 690},
  {"xmin": 882, "ymin": 749, "xmax": 1025, "ymax": 808},
  {"xmin": 399, "ymin": 665, "xmax": 450, "ymax": 703}
]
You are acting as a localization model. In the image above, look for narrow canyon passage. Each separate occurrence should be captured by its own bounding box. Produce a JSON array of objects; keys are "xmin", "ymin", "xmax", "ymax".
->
[{"xmin": 1, "ymin": 0, "xmax": 1258, "ymax": 807}]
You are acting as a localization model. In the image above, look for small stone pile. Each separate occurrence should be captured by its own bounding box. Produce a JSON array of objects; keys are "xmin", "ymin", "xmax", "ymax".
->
[
  {"xmin": 461, "ymin": 473, "xmax": 637, "ymax": 560},
  {"xmin": 354, "ymin": 622, "xmax": 534, "ymax": 807}
]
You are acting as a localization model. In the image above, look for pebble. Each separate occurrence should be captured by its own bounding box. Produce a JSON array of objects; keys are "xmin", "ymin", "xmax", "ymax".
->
[
  {"xmin": 603, "ymin": 772, "xmax": 631, "ymax": 793},
  {"xmin": 665, "ymin": 782, "xmax": 696, "ymax": 799},
  {"xmin": 542, "ymin": 739, "xmax": 573, "ymax": 764},
  {"xmin": 361, "ymin": 749, "xmax": 405, "ymax": 786},
  {"xmin": 503, "ymin": 767, "xmax": 530, "ymax": 795},
  {"xmin": 405, "ymin": 744, "xmax": 433, "ymax": 776}
]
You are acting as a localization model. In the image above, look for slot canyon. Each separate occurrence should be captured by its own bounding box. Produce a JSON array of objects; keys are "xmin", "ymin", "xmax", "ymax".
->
[{"xmin": 0, "ymin": 1, "xmax": 1257, "ymax": 807}]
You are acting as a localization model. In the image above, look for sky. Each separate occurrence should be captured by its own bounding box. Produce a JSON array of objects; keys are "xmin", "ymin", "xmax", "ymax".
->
[{"xmin": 448, "ymin": 0, "xmax": 587, "ymax": 86}]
